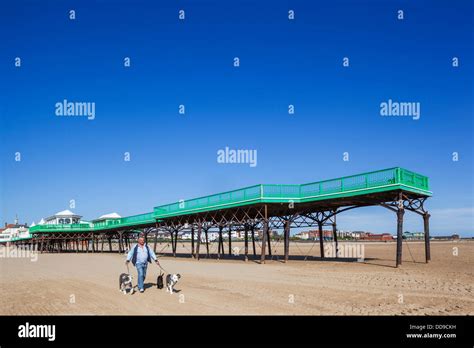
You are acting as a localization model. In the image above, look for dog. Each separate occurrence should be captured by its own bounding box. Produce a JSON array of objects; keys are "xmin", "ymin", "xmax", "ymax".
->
[
  {"xmin": 119, "ymin": 273, "xmax": 134, "ymax": 295},
  {"xmin": 157, "ymin": 272, "xmax": 164, "ymax": 290},
  {"xmin": 166, "ymin": 274, "xmax": 181, "ymax": 294}
]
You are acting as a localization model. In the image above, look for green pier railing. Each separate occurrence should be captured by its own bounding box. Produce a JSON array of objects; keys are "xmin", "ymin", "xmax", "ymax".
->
[{"xmin": 153, "ymin": 167, "xmax": 431, "ymax": 218}]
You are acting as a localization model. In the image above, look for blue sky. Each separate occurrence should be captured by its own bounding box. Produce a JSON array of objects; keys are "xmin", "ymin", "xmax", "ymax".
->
[{"xmin": 1, "ymin": 0, "xmax": 473, "ymax": 236}]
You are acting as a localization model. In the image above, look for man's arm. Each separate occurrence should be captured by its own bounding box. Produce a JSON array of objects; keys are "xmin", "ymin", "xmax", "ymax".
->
[
  {"xmin": 148, "ymin": 246, "xmax": 159, "ymax": 264},
  {"xmin": 126, "ymin": 245, "xmax": 134, "ymax": 262}
]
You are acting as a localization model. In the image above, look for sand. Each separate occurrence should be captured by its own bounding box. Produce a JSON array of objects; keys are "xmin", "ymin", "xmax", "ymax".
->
[{"xmin": 0, "ymin": 241, "xmax": 472, "ymax": 315}]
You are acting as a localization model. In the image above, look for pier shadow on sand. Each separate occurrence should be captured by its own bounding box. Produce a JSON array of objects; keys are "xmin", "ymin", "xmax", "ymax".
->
[{"xmin": 154, "ymin": 252, "xmax": 384, "ymax": 265}]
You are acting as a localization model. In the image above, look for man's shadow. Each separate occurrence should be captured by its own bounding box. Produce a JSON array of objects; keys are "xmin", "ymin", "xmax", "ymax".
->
[
  {"xmin": 143, "ymin": 282, "xmax": 182, "ymax": 293},
  {"xmin": 143, "ymin": 282, "xmax": 155, "ymax": 290}
]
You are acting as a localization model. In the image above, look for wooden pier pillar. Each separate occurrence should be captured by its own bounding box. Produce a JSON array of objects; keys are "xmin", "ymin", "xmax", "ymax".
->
[
  {"xmin": 284, "ymin": 220, "xmax": 290, "ymax": 263},
  {"xmin": 228, "ymin": 226, "xmax": 232, "ymax": 255},
  {"xmin": 196, "ymin": 223, "xmax": 202, "ymax": 260},
  {"xmin": 154, "ymin": 229, "xmax": 158, "ymax": 253},
  {"xmin": 318, "ymin": 222, "xmax": 324, "ymax": 259},
  {"xmin": 396, "ymin": 207, "xmax": 404, "ymax": 267},
  {"xmin": 423, "ymin": 213, "xmax": 431, "ymax": 263},
  {"xmin": 244, "ymin": 224, "xmax": 249, "ymax": 262}
]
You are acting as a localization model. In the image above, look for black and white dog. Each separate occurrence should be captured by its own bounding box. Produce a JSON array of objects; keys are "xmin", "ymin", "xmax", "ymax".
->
[
  {"xmin": 166, "ymin": 274, "xmax": 181, "ymax": 294},
  {"xmin": 119, "ymin": 273, "xmax": 134, "ymax": 295}
]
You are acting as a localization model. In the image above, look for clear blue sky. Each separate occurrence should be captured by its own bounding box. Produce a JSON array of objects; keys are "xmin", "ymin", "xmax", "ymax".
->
[{"xmin": 1, "ymin": 0, "xmax": 472, "ymax": 236}]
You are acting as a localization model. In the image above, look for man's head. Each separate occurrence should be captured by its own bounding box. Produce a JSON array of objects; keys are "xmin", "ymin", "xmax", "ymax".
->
[{"xmin": 138, "ymin": 236, "xmax": 145, "ymax": 246}]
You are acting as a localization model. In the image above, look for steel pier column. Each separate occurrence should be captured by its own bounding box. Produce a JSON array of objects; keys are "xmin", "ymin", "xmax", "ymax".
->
[
  {"xmin": 284, "ymin": 220, "xmax": 290, "ymax": 263},
  {"xmin": 423, "ymin": 213, "xmax": 431, "ymax": 263},
  {"xmin": 318, "ymin": 222, "xmax": 324, "ymax": 259},
  {"xmin": 396, "ymin": 205, "xmax": 405, "ymax": 267}
]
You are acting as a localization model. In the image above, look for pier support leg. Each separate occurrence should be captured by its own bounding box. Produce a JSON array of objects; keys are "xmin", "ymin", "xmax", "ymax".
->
[
  {"xmin": 251, "ymin": 226, "xmax": 256, "ymax": 257},
  {"xmin": 332, "ymin": 217, "xmax": 339, "ymax": 258},
  {"xmin": 191, "ymin": 227, "xmax": 195, "ymax": 258},
  {"xmin": 318, "ymin": 222, "xmax": 324, "ymax": 259},
  {"xmin": 267, "ymin": 227, "xmax": 272, "ymax": 257},
  {"xmin": 261, "ymin": 205, "xmax": 269, "ymax": 264},
  {"xmin": 217, "ymin": 225, "xmax": 223, "ymax": 259},
  {"xmin": 205, "ymin": 228, "xmax": 209, "ymax": 258},
  {"xmin": 261, "ymin": 220, "xmax": 268, "ymax": 264},
  {"xmin": 423, "ymin": 213, "xmax": 431, "ymax": 263},
  {"xmin": 244, "ymin": 224, "xmax": 249, "ymax": 262},
  {"xmin": 228, "ymin": 227, "xmax": 232, "ymax": 255},
  {"xmin": 284, "ymin": 220, "xmax": 290, "ymax": 263},
  {"xmin": 174, "ymin": 230, "xmax": 178, "ymax": 257},
  {"xmin": 396, "ymin": 205, "xmax": 405, "ymax": 267},
  {"xmin": 196, "ymin": 223, "xmax": 202, "ymax": 260},
  {"xmin": 118, "ymin": 232, "xmax": 123, "ymax": 254},
  {"xmin": 154, "ymin": 230, "xmax": 158, "ymax": 253},
  {"xmin": 170, "ymin": 230, "xmax": 175, "ymax": 257}
]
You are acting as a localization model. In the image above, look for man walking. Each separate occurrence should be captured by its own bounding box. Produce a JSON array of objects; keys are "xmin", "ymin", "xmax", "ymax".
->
[{"xmin": 126, "ymin": 235, "xmax": 161, "ymax": 293}]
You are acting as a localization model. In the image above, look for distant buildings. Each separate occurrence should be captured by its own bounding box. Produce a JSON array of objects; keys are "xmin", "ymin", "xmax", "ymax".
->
[
  {"xmin": 294, "ymin": 229, "xmax": 394, "ymax": 241},
  {"xmin": 402, "ymin": 231, "xmax": 424, "ymax": 240},
  {"xmin": 295, "ymin": 230, "xmax": 333, "ymax": 240},
  {"xmin": 0, "ymin": 218, "xmax": 30, "ymax": 243},
  {"xmin": 361, "ymin": 233, "xmax": 393, "ymax": 241},
  {"xmin": 432, "ymin": 234, "xmax": 460, "ymax": 241}
]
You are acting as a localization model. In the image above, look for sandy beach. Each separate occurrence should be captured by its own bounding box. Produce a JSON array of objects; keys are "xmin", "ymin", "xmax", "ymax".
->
[{"xmin": 0, "ymin": 241, "xmax": 472, "ymax": 315}]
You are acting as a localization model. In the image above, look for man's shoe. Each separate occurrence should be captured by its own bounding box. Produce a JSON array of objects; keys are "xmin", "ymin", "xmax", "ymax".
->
[{"xmin": 139, "ymin": 289, "xmax": 144, "ymax": 293}]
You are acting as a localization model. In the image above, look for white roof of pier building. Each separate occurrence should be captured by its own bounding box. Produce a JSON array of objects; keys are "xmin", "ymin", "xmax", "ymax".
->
[
  {"xmin": 93, "ymin": 213, "xmax": 121, "ymax": 222},
  {"xmin": 99, "ymin": 213, "xmax": 121, "ymax": 219},
  {"xmin": 43, "ymin": 210, "xmax": 82, "ymax": 224}
]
